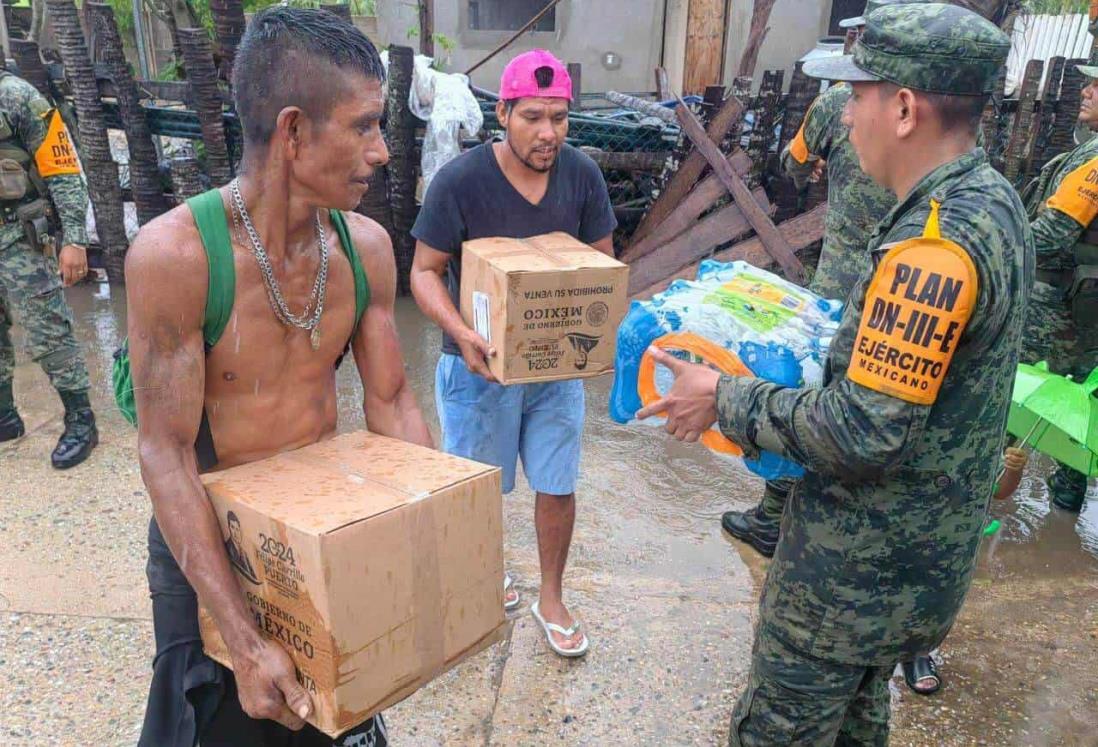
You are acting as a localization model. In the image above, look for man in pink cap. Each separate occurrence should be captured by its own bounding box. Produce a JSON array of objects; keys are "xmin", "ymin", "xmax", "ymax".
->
[{"xmin": 410, "ymin": 49, "xmax": 616, "ymax": 658}]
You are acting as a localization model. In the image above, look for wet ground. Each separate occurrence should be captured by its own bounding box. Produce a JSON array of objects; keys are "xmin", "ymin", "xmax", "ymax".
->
[{"xmin": 1, "ymin": 282, "xmax": 1096, "ymax": 746}]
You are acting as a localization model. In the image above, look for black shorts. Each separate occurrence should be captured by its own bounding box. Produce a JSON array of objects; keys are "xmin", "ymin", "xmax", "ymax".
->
[{"xmin": 139, "ymin": 518, "xmax": 387, "ymax": 747}]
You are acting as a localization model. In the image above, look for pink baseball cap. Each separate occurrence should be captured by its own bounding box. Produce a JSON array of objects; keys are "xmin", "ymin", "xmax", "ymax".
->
[{"xmin": 500, "ymin": 49, "xmax": 573, "ymax": 101}]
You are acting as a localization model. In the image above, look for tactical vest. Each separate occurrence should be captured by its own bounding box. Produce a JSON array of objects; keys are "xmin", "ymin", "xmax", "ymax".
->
[
  {"xmin": 0, "ymin": 71, "xmax": 50, "ymax": 220},
  {"xmin": 1023, "ymin": 149, "xmax": 1098, "ymax": 326}
]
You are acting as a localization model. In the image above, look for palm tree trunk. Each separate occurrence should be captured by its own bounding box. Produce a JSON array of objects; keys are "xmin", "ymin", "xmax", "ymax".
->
[
  {"xmin": 47, "ymin": 0, "xmax": 130, "ymax": 282},
  {"xmin": 86, "ymin": 1, "xmax": 171, "ymax": 225},
  {"xmin": 178, "ymin": 27, "xmax": 233, "ymax": 186}
]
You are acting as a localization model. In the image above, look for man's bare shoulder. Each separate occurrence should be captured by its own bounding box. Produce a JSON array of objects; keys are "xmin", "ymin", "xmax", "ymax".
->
[
  {"xmin": 125, "ymin": 201, "xmax": 208, "ymax": 317},
  {"xmin": 342, "ymin": 211, "xmax": 395, "ymax": 300}
]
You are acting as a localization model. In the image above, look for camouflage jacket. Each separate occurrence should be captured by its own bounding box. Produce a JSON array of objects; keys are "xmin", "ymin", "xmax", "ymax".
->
[
  {"xmin": 781, "ymin": 83, "xmax": 895, "ymax": 299},
  {"xmin": 0, "ymin": 72, "xmax": 88, "ymax": 251},
  {"xmin": 717, "ymin": 148, "xmax": 1033, "ymax": 664},
  {"xmin": 1024, "ymin": 133, "xmax": 1098, "ymax": 273}
]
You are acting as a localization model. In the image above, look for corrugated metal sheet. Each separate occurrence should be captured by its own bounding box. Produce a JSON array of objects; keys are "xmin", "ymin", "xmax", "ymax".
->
[{"xmin": 1006, "ymin": 13, "xmax": 1093, "ymax": 96}]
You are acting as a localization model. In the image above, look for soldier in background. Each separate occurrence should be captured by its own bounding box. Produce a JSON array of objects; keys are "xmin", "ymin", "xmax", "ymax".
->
[
  {"xmin": 721, "ymin": 0, "xmax": 898, "ymax": 562},
  {"xmin": 0, "ymin": 68, "xmax": 98, "ymax": 469},
  {"xmin": 1019, "ymin": 62, "xmax": 1098, "ymax": 514}
]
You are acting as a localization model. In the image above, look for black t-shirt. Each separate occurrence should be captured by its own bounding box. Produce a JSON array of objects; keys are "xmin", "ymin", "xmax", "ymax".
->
[{"xmin": 411, "ymin": 141, "xmax": 618, "ymax": 355}]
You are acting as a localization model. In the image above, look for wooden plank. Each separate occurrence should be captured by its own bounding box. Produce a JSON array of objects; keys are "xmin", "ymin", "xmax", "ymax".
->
[
  {"xmin": 1003, "ymin": 58, "xmax": 1043, "ymax": 184},
  {"xmin": 634, "ymin": 204, "xmax": 827, "ymax": 298},
  {"xmin": 738, "ymin": 0, "xmax": 777, "ymax": 78},
  {"xmin": 586, "ymin": 150, "xmax": 672, "ymax": 172},
  {"xmin": 568, "ymin": 62, "xmax": 582, "ymax": 111},
  {"xmin": 627, "ymin": 187, "xmax": 773, "ymax": 294},
  {"xmin": 629, "ymin": 93, "xmax": 745, "ymax": 245},
  {"xmin": 623, "ymin": 150, "xmax": 754, "ymax": 262},
  {"xmin": 683, "ymin": 0, "xmax": 727, "ymax": 95},
  {"xmin": 418, "ymin": 0, "xmax": 434, "ymax": 56},
  {"xmin": 674, "ymin": 98, "xmax": 807, "ymax": 284},
  {"xmin": 655, "ymin": 66, "xmax": 671, "ymax": 101}
]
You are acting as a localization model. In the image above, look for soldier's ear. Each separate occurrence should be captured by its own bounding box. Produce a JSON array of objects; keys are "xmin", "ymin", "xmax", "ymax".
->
[{"xmin": 895, "ymin": 88, "xmax": 917, "ymax": 139}]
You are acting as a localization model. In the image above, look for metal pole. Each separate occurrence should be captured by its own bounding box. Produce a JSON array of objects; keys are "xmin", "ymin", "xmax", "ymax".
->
[
  {"xmin": 131, "ymin": 0, "xmax": 151, "ymax": 79},
  {"xmin": 464, "ymin": 0, "xmax": 563, "ymax": 76},
  {"xmin": 0, "ymin": 2, "xmax": 12, "ymax": 60}
]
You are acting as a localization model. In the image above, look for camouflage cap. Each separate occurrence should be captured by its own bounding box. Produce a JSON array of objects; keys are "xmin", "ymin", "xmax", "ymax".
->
[
  {"xmin": 1077, "ymin": 64, "xmax": 1098, "ymax": 80},
  {"xmin": 805, "ymin": 2, "xmax": 1011, "ymax": 96},
  {"xmin": 839, "ymin": 0, "xmax": 919, "ymax": 30}
]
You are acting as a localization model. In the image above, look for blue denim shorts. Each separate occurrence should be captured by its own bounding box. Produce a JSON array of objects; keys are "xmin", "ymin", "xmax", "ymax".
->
[{"xmin": 434, "ymin": 354, "xmax": 585, "ymax": 495}]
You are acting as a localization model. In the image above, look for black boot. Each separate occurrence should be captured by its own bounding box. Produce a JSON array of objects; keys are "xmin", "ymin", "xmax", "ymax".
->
[
  {"xmin": 721, "ymin": 503, "xmax": 781, "ymax": 558},
  {"xmin": 52, "ymin": 390, "xmax": 98, "ymax": 470},
  {"xmin": 1048, "ymin": 466, "xmax": 1087, "ymax": 512},
  {"xmin": 0, "ymin": 407, "xmax": 24, "ymax": 442}
]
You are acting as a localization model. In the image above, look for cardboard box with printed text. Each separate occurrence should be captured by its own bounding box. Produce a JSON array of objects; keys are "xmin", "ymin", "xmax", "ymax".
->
[
  {"xmin": 460, "ymin": 232, "xmax": 629, "ymax": 384},
  {"xmin": 198, "ymin": 431, "xmax": 505, "ymax": 737}
]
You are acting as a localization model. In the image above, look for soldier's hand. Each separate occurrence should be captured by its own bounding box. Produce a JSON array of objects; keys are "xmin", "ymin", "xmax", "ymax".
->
[
  {"xmin": 636, "ymin": 346, "xmax": 721, "ymax": 442},
  {"xmin": 231, "ymin": 637, "xmax": 312, "ymax": 730},
  {"xmin": 456, "ymin": 327, "xmax": 498, "ymax": 383},
  {"xmin": 58, "ymin": 244, "xmax": 88, "ymax": 287},
  {"xmin": 1003, "ymin": 446, "xmax": 1029, "ymax": 472},
  {"xmin": 810, "ymin": 158, "xmax": 827, "ymax": 183}
]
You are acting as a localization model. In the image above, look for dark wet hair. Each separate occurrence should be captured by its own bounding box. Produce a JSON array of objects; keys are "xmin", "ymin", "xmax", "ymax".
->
[
  {"xmin": 232, "ymin": 6, "xmax": 385, "ymax": 147},
  {"xmin": 227, "ymin": 510, "xmax": 240, "ymax": 526},
  {"xmin": 879, "ymin": 82, "xmax": 988, "ymax": 134},
  {"xmin": 920, "ymin": 91, "xmax": 989, "ymax": 133}
]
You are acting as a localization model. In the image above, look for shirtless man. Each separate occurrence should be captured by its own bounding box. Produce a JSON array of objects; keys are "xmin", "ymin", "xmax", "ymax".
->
[{"xmin": 126, "ymin": 9, "xmax": 431, "ymax": 745}]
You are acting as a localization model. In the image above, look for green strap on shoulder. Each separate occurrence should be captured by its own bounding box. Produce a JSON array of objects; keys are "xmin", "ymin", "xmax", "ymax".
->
[
  {"xmin": 329, "ymin": 209, "xmax": 370, "ymax": 327},
  {"xmin": 182, "ymin": 196, "xmax": 366, "ymax": 347},
  {"xmin": 186, "ymin": 189, "xmax": 236, "ymax": 348}
]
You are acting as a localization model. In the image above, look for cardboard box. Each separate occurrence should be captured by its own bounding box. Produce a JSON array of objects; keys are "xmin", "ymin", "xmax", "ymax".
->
[
  {"xmin": 461, "ymin": 231, "xmax": 629, "ymax": 384},
  {"xmin": 198, "ymin": 431, "xmax": 505, "ymax": 737}
]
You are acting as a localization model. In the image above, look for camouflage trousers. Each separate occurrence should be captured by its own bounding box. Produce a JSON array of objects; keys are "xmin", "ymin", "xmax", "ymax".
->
[
  {"xmin": 760, "ymin": 477, "xmax": 795, "ymax": 523},
  {"xmin": 0, "ymin": 238, "xmax": 89, "ymax": 394},
  {"xmin": 1021, "ymin": 281, "xmax": 1098, "ymax": 508},
  {"xmin": 729, "ymin": 626, "xmax": 891, "ymax": 747}
]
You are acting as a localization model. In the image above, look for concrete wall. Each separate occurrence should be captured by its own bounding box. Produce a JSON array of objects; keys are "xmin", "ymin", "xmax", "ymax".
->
[
  {"xmin": 376, "ymin": 0, "xmax": 422, "ymax": 56},
  {"xmin": 374, "ymin": 0, "xmax": 831, "ymax": 95},
  {"xmin": 376, "ymin": 0, "xmax": 666, "ymax": 94},
  {"xmin": 724, "ymin": 0, "xmax": 832, "ymax": 90}
]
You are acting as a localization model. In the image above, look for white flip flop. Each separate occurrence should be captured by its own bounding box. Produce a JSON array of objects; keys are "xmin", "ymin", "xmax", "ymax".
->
[
  {"xmin": 530, "ymin": 600, "xmax": 589, "ymax": 658},
  {"xmin": 503, "ymin": 573, "xmax": 521, "ymax": 611}
]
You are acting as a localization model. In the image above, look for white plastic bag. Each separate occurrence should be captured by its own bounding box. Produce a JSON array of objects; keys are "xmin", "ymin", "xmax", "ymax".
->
[{"xmin": 409, "ymin": 55, "xmax": 483, "ymax": 192}]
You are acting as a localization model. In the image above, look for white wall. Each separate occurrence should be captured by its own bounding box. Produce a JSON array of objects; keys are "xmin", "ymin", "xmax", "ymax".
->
[
  {"xmin": 723, "ymin": 0, "xmax": 832, "ymax": 90},
  {"xmin": 375, "ymin": 0, "xmax": 832, "ymax": 95},
  {"xmin": 376, "ymin": 0, "xmax": 422, "ymax": 53},
  {"xmin": 376, "ymin": 0, "xmax": 666, "ymax": 94}
]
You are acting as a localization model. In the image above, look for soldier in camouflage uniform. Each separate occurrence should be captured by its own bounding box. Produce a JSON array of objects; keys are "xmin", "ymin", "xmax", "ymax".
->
[
  {"xmin": 639, "ymin": 5, "xmax": 1030, "ymax": 743},
  {"xmin": 1017, "ymin": 63, "xmax": 1098, "ymax": 512},
  {"xmin": 0, "ymin": 70, "xmax": 98, "ymax": 468},
  {"xmin": 721, "ymin": 0, "xmax": 898, "ymax": 561}
]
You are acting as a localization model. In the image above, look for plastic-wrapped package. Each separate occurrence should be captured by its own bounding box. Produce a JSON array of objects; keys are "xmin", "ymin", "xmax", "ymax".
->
[
  {"xmin": 609, "ymin": 260, "xmax": 842, "ymax": 479},
  {"xmin": 408, "ymin": 55, "xmax": 484, "ymax": 192}
]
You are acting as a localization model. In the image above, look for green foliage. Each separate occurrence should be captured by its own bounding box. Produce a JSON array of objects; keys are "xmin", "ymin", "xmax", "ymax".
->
[
  {"xmin": 1021, "ymin": 0, "xmax": 1089, "ymax": 13},
  {"xmin": 107, "ymin": 0, "xmax": 136, "ymax": 36},
  {"xmin": 155, "ymin": 57, "xmax": 185, "ymax": 81},
  {"xmin": 94, "ymin": 0, "xmax": 377, "ymax": 56}
]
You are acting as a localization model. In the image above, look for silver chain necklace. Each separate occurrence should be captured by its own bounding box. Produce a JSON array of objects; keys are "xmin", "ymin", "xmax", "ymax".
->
[{"xmin": 230, "ymin": 178, "xmax": 329, "ymax": 350}]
